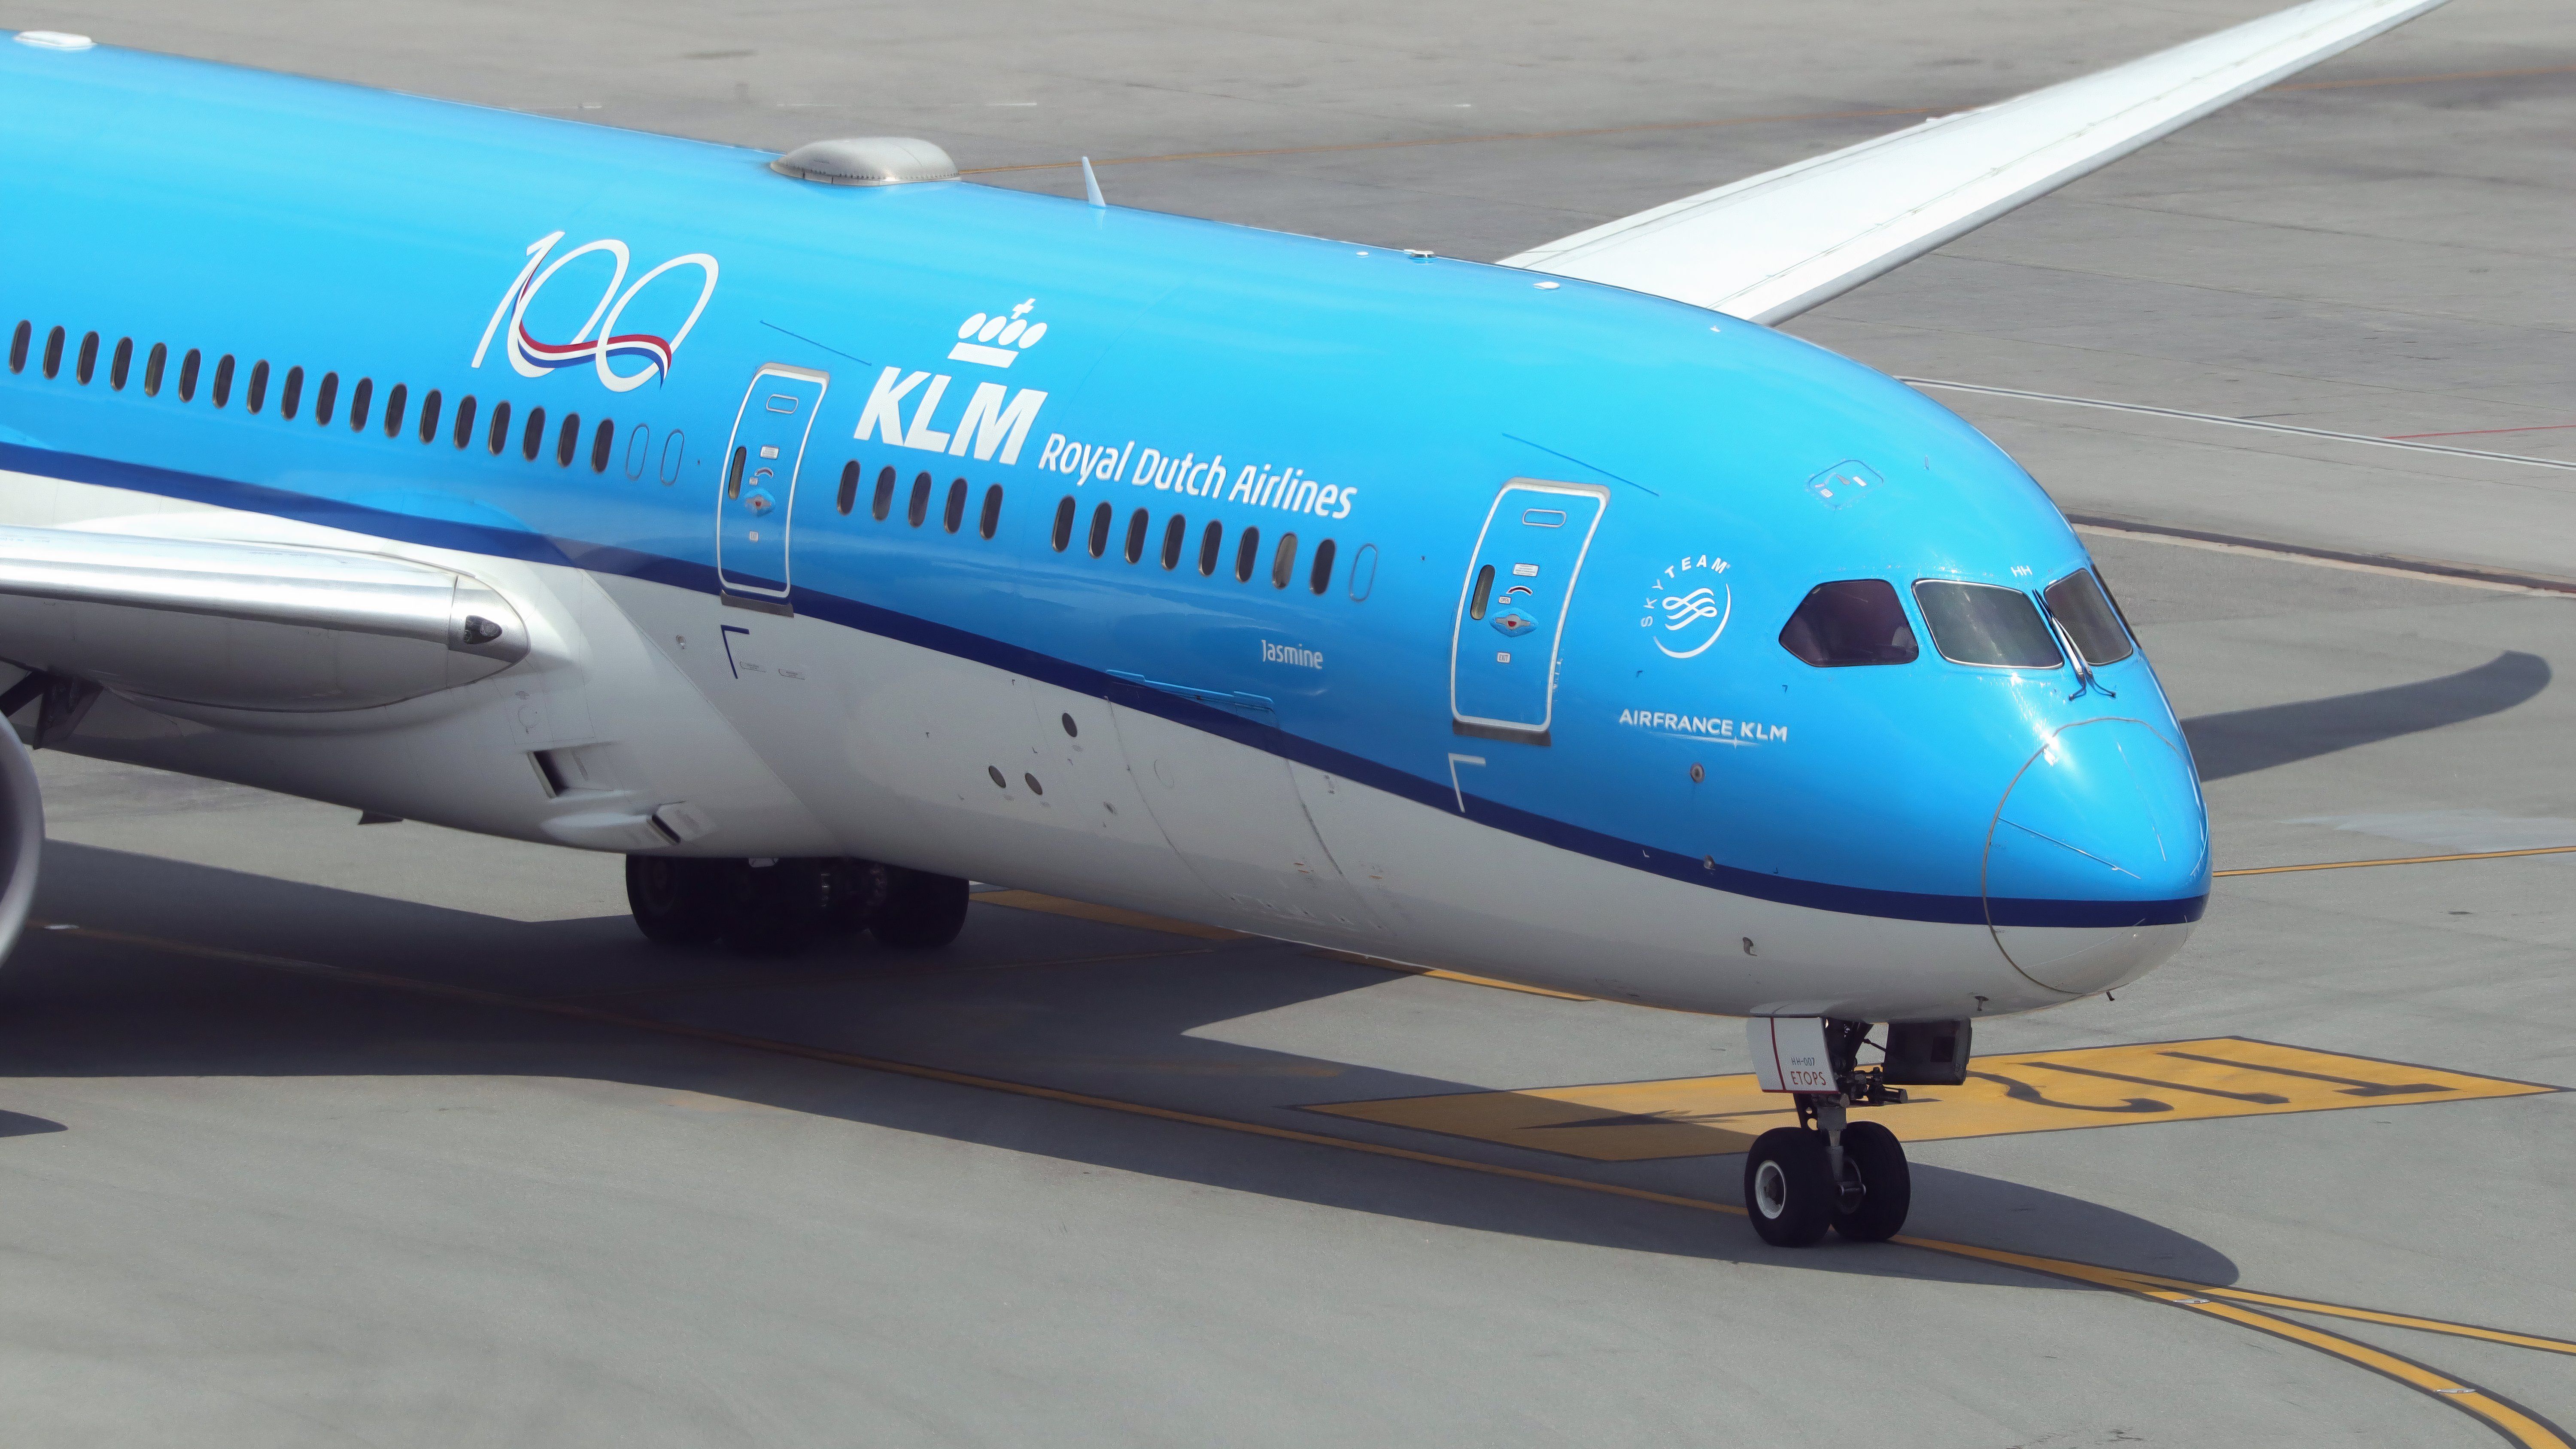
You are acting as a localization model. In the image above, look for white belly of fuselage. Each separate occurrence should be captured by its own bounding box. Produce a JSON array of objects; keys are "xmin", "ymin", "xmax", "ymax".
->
[{"xmin": 0, "ymin": 470, "xmax": 2172, "ymax": 1020}]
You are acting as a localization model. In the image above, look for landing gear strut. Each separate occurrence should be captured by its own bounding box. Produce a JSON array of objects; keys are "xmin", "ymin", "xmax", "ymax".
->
[
  {"xmin": 1744, "ymin": 1018, "xmax": 1944, "ymax": 1247},
  {"xmin": 623, "ymin": 856, "xmax": 970, "ymax": 954}
]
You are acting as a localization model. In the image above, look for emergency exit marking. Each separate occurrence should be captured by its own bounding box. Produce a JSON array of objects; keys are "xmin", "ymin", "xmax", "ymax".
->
[{"xmin": 1303, "ymin": 1037, "xmax": 2556, "ymax": 1163}]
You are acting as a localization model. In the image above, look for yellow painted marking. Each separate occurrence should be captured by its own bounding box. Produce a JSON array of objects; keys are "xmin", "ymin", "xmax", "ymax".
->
[
  {"xmin": 2217, "ymin": 845, "xmax": 2576, "ymax": 876},
  {"xmin": 1307, "ymin": 1037, "xmax": 2556, "ymax": 1162},
  {"xmin": 975, "ymin": 889, "xmax": 1247, "ymax": 940},
  {"xmin": 31, "ymin": 922, "xmax": 2576, "ymax": 1447},
  {"xmin": 1305, "ymin": 948, "xmax": 1595, "ymax": 1000}
]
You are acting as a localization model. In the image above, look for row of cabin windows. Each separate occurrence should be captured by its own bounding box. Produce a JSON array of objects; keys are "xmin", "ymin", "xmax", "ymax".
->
[
  {"xmin": 1047, "ymin": 495, "xmax": 1341, "ymax": 596},
  {"xmin": 824, "ymin": 460, "xmax": 1005, "ymax": 540},
  {"xmin": 6, "ymin": 319, "xmax": 689, "ymax": 481}
]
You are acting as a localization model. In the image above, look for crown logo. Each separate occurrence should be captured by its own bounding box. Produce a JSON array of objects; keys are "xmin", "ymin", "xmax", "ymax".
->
[{"xmin": 949, "ymin": 298, "xmax": 1048, "ymax": 368}]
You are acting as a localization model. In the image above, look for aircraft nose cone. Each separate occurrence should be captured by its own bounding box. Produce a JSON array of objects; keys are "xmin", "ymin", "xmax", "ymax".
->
[{"xmin": 1983, "ymin": 718, "xmax": 2209, "ymax": 995}]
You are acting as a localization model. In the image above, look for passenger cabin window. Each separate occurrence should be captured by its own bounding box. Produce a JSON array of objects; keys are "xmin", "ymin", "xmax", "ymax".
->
[
  {"xmin": 76, "ymin": 331, "xmax": 99, "ymax": 384},
  {"xmin": 836, "ymin": 461, "xmax": 860, "ymax": 515},
  {"xmin": 452, "ymin": 394, "xmax": 476, "ymax": 447},
  {"xmin": 143, "ymin": 342, "xmax": 166, "ymax": 396},
  {"xmin": 944, "ymin": 478, "xmax": 968, "ymax": 534},
  {"xmin": 1234, "ymin": 526, "xmax": 1261, "ymax": 583},
  {"xmin": 1087, "ymin": 501, "xmax": 1112, "ymax": 558},
  {"xmin": 623, "ymin": 423, "xmax": 648, "ymax": 478},
  {"xmin": 486, "ymin": 400, "xmax": 510, "ymax": 454},
  {"xmin": 1270, "ymin": 533, "xmax": 1298, "ymax": 588},
  {"xmin": 1913, "ymin": 580, "xmax": 2063, "ymax": 668},
  {"xmin": 1197, "ymin": 521, "xmax": 1222, "ymax": 576},
  {"xmin": 1122, "ymin": 507, "xmax": 1148, "ymax": 563},
  {"xmin": 1308, "ymin": 538, "xmax": 1337, "ymax": 595},
  {"xmin": 213, "ymin": 355, "xmax": 235, "ymax": 407},
  {"xmin": 313, "ymin": 371, "xmax": 337, "ymax": 425},
  {"xmin": 521, "ymin": 406, "xmax": 546, "ymax": 460},
  {"xmin": 907, "ymin": 472, "xmax": 932, "ymax": 527},
  {"xmin": 179, "ymin": 348, "xmax": 200, "ymax": 401},
  {"xmin": 2042, "ymin": 568, "xmax": 2134, "ymax": 666},
  {"xmin": 6, "ymin": 321, "xmax": 26, "ymax": 374},
  {"xmin": 419, "ymin": 389, "xmax": 443, "ymax": 443},
  {"xmin": 108, "ymin": 336, "xmax": 131, "ymax": 389},
  {"xmin": 978, "ymin": 485, "xmax": 1002, "ymax": 540},
  {"xmin": 1159, "ymin": 513, "xmax": 1185, "ymax": 569},
  {"xmin": 1467, "ymin": 563, "xmax": 1495, "ymax": 620},
  {"xmin": 872, "ymin": 466, "xmax": 896, "ymax": 521},
  {"xmin": 247, "ymin": 360, "xmax": 270, "ymax": 413},
  {"xmin": 556, "ymin": 412, "xmax": 580, "ymax": 466},
  {"xmin": 280, "ymin": 365, "xmax": 304, "ymax": 419},
  {"xmin": 1779, "ymin": 580, "xmax": 1917, "ymax": 667},
  {"xmin": 1051, "ymin": 496, "xmax": 1075, "ymax": 551},
  {"xmin": 726, "ymin": 446, "xmax": 747, "ymax": 497},
  {"xmin": 350, "ymin": 377, "xmax": 372, "ymax": 430},
  {"xmin": 384, "ymin": 383, "xmax": 407, "ymax": 437}
]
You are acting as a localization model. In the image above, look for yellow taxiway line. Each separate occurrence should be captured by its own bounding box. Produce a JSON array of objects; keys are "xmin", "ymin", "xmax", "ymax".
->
[
  {"xmin": 29, "ymin": 920, "xmax": 2574, "ymax": 1448},
  {"xmin": 2218, "ymin": 845, "xmax": 2576, "ymax": 877}
]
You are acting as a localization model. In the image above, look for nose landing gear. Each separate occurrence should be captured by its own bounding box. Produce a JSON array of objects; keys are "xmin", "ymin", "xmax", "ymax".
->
[{"xmin": 1742, "ymin": 1018, "xmax": 1935, "ymax": 1247}]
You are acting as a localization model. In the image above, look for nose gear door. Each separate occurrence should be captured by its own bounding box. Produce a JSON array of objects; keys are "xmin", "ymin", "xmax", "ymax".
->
[
  {"xmin": 717, "ymin": 364, "xmax": 829, "ymax": 601},
  {"xmin": 1449, "ymin": 479, "xmax": 1608, "ymax": 744}
]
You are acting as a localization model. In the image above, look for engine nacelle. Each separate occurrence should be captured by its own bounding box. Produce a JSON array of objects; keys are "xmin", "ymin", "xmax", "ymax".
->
[{"xmin": 0, "ymin": 723, "xmax": 41, "ymax": 965}]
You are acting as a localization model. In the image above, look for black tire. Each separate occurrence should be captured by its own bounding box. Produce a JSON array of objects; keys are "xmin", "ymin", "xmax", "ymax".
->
[
  {"xmin": 626, "ymin": 856, "xmax": 732, "ymax": 946},
  {"xmin": 874, "ymin": 867, "xmax": 969, "ymax": 949},
  {"xmin": 728, "ymin": 858, "xmax": 835, "ymax": 955},
  {"xmin": 1830, "ymin": 1120, "xmax": 1911, "ymax": 1242},
  {"xmin": 1743, "ymin": 1126, "xmax": 1834, "ymax": 1247},
  {"xmin": 824, "ymin": 859, "xmax": 890, "ymax": 935}
]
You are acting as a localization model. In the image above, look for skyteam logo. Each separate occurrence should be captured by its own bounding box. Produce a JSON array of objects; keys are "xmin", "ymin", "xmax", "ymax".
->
[
  {"xmin": 950, "ymin": 299, "xmax": 1049, "ymax": 369},
  {"xmin": 471, "ymin": 231, "xmax": 719, "ymax": 393},
  {"xmin": 1642, "ymin": 553, "xmax": 1732, "ymax": 659}
]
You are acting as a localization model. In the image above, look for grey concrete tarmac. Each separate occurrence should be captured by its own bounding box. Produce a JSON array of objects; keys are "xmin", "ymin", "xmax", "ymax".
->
[{"xmin": 3, "ymin": 0, "xmax": 2573, "ymax": 1444}]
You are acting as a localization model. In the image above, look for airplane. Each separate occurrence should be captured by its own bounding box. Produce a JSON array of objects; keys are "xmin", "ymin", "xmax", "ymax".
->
[{"xmin": 0, "ymin": 0, "xmax": 2452, "ymax": 1247}]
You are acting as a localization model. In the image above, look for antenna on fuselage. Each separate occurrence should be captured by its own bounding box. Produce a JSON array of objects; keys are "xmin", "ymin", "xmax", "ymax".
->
[{"xmin": 1080, "ymin": 157, "xmax": 1106, "ymax": 209}]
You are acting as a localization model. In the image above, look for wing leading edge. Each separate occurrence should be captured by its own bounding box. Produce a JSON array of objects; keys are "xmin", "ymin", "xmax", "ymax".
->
[{"xmin": 1498, "ymin": 0, "xmax": 2453, "ymax": 323}]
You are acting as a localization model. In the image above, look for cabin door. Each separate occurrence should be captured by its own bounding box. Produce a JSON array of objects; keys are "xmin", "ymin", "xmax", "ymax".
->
[
  {"xmin": 716, "ymin": 364, "xmax": 829, "ymax": 600},
  {"xmin": 1448, "ymin": 480, "xmax": 1608, "ymax": 745}
]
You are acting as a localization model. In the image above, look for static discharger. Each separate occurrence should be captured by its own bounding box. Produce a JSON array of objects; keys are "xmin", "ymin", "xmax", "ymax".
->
[{"xmin": 1305, "ymin": 1036, "xmax": 2558, "ymax": 1163}]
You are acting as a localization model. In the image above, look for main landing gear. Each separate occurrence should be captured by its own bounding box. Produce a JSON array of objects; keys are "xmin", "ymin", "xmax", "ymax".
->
[
  {"xmin": 1743, "ymin": 1018, "xmax": 1970, "ymax": 1248},
  {"xmin": 625, "ymin": 855, "xmax": 970, "ymax": 955}
]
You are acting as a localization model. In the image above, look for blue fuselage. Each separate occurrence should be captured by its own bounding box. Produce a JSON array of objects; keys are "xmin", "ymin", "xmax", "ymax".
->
[{"xmin": 0, "ymin": 38, "xmax": 2208, "ymax": 998}]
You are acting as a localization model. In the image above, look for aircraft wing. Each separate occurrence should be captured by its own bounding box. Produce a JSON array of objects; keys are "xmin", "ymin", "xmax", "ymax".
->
[
  {"xmin": 1497, "ymin": 0, "xmax": 2452, "ymax": 323},
  {"xmin": 0, "ymin": 526, "xmax": 528, "ymax": 714}
]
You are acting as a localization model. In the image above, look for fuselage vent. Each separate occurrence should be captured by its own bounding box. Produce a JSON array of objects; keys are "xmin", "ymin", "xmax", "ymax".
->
[{"xmin": 769, "ymin": 137, "xmax": 957, "ymax": 187}]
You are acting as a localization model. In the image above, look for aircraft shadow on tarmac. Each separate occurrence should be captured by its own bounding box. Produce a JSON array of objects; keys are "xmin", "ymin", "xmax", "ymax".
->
[
  {"xmin": 1, "ymin": 841, "xmax": 2237, "ymax": 1290},
  {"xmin": 2183, "ymin": 648, "xmax": 2550, "ymax": 781}
]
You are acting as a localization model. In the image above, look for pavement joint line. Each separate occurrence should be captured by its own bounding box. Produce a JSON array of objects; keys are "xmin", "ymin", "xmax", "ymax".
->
[
  {"xmin": 956, "ymin": 65, "xmax": 2576, "ymax": 176},
  {"xmin": 957, "ymin": 105, "xmax": 1938, "ymax": 174},
  {"xmin": 2068, "ymin": 519, "xmax": 2576, "ymax": 597},
  {"xmin": 29, "ymin": 919, "xmax": 2575, "ymax": 1443},
  {"xmin": 538, "ymin": 944, "xmax": 1223, "ymax": 1002},
  {"xmin": 2216, "ymin": 846, "xmax": 2576, "ymax": 877},
  {"xmin": 1902, "ymin": 377, "xmax": 2576, "ymax": 473}
]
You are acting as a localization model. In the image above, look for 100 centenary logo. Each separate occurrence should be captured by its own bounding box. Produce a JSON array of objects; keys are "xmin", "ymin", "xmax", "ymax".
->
[{"xmin": 471, "ymin": 231, "xmax": 720, "ymax": 392}]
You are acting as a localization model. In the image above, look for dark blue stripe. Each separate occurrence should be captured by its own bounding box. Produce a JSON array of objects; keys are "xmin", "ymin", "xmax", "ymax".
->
[{"xmin": 0, "ymin": 440, "xmax": 2208, "ymax": 930}]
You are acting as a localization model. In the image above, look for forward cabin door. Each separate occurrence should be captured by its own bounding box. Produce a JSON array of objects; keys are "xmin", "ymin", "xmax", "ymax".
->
[
  {"xmin": 717, "ymin": 364, "xmax": 829, "ymax": 601},
  {"xmin": 1449, "ymin": 480, "xmax": 1608, "ymax": 745}
]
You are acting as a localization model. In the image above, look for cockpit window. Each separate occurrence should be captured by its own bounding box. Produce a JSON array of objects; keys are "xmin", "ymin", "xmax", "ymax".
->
[
  {"xmin": 1913, "ymin": 580, "xmax": 2063, "ymax": 668},
  {"xmin": 1778, "ymin": 579, "xmax": 1918, "ymax": 667},
  {"xmin": 2042, "ymin": 568, "xmax": 2134, "ymax": 666}
]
